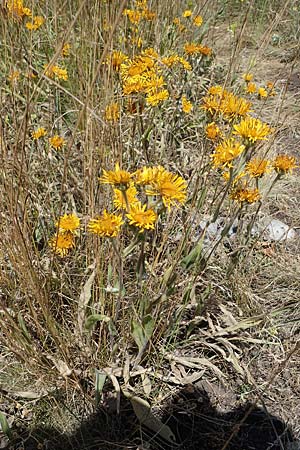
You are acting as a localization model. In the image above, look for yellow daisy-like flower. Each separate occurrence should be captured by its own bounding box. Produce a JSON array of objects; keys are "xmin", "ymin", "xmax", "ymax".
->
[
  {"xmin": 126, "ymin": 202, "xmax": 157, "ymax": 232},
  {"xmin": 246, "ymin": 158, "xmax": 270, "ymax": 178},
  {"xmin": 273, "ymin": 155, "xmax": 297, "ymax": 174},
  {"xmin": 182, "ymin": 9, "xmax": 192, "ymax": 18},
  {"xmin": 181, "ymin": 95, "xmax": 193, "ymax": 113},
  {"xmin": 45, "ymin": 64, "xmax": 68, "ymax": 81},
  {"xmin": 146, "ymin": 89, "xmax": 169, "ymax": 106},
  {"xmin": 146, "ymin": 170, "xmax": 187, "ymax": 210},
  {"xmin": 220, "ymin": 93, "xmax": 252, "ymax": 120},
  {"xmin": 242, "ymin": 73, "xmax": 253, "ymax": 82},
  {"xmin": 48, "ymin": 231, "xmax": 75, "ymax": 257},
  {"xmin": 245, "ymin": 82, "xmax": 257, "ymax": 94},
  {"xmin": 6, "ymin": 0, "xmax": 31, "ymax": 19},
  {"xmin": 113, "ymin": 183, "xmax": 138, "ymax": 210},
  {"xmin": 211, "ymin": 138, "xmax": 245, "ymax": 168},
  {"xmin": 233, "ymin": 117, "xmax": 273, "ymax": 143},
  {"xmin": 49, "ymin": 135, "xmax": 65, "ymax": 150},
  {"xmin": 32, "ymin": 127, "xmax": 47, "ymax": 139},
  {"xmin": 230, "ymin": 186, "xmax": 260, "ymax": 204},
  {"xmin": 205, "ymin": 122, "xmax": 221, "ymax": 140},
  {"xmin": 99, "ymin": 163, "xmax": 133, "ymax": 187},
  {"xmin": 208, "ymin": 85, "xmax": 224, "ymax": 96},
  {"xmin": 109, "ymin": 50, "xmax": 128, "ymax": 72},
  {"xmin": 193, "ymin": 15, "xmax": 203, "ymax": 26},
  {"xmin": 104, "ymin": 102, "xmax": 120, "ymax": 122},
  {"xmin": 61, "ymin": 43, "xmax": 71, "ymax": 57},
  {"xmin": 88, "ymin": 211, "xmax": 124, "ymax": 238},
  {"xmin": 134, "ymin": 166, "xmax": 165, "ymax": 185},
  {"xmin": 25, "ymin": 15, "xmax": 44, "ymax": 30},
  {"xmin": 258, "ymin": 87, "xmax": 268, "ymax": 99},
  {"xmin": 8, "ymin": 70, "xmax": 20, "ymax": 84},
  {"xmin": 56, "ymin": 213, "xmax": 80, "ymax": 234}
]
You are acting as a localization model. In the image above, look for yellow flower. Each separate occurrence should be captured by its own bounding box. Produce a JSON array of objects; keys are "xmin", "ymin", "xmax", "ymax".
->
[
  {"xmin": 273, "ymin": 155, "xmax": 297, "ymax": 174},
  {"xmin": 109, "ymin": 50, "xmax": 128, "ymax": 71},
  {"xmin": 193, "ymin": 15, "xmax": 203, "ymax": 26},
  {"xmin": 6, "ymin": 0, "xmax": 31, "ymax": 19},
  {"xmin": 205, "ymin": 122, "xmax": 221, "ymax": 140},
  {"xmin": 45, "ymin": 64, "xmax": 68, "ymax": 81},
  {"xmin": 220, "ymin": 93, "xmax": 252, "ymax": 120},
  {"xmin": 208, "ymin": 85, "xmax": 224, "ymax": 95},
  {"xmin": 201, "ymin": 95, "xmax": 223, "ymax": 115},
  {"xmin": 32, "ymin": 127, "xmax": 47, "ymax": 139},
  {"xmin": 146, "ymin": 170, "xmax": 187, "ymax": 210},
  {"xmin": 61, "ymin": 43, "xmax": 71, "ymax": 57},
  {"xmin": 146, "ymin": 89, "xmax": 169, "ymax": 106},
  {"xmin": 8, "ymin": 70, "xmax": 20, "ymax": 83},
  {"xmin": 230, "ymin": 186, "xmax": 260, "ymax": 204},
  {"xmin": 48, "ymin": 231, "xmax": 75, "ymax": 257},
  {"xmin": 178, "ymin": 57, "xmax": 192, "ymax": 71},
  {"xmin": 242, "ymin": 73, "xmax": 253, "ymax": 82},
  {"xmin": 211, "ymin": 138, "xmax": 245, "ymax": 168},
  {"xmin": 113, "ymin": 183, "xmax": 138, "ymax": 210},
  {"xmin": 123, "ymin": 8, "xmax": 142, "ymax": 24},
  {"xmin": 246, "ymin": 158, "xmax": 270, "ymax": 178},
  {"xmin": 198, "ymin": 45, "xmax": 212, "ymax": 56},
  {"xmin": 99, "ymin": 163, "xmax": 133, "ymax": 187},
  {"xmin": 245, "ymin": 82, "xmax": 257, "ymax": 94},
  {"xmin": 88, "ymin": 211, "xmax": 124, "ymax": 238},
  {"xmin": 181, "ymin": 95, "xmax": 193, "ymax": 113},
  {"xmin": 104, "ymin": 102, "xmax": 120, "ymax": 122},
  {"xmin": 49, "ymin": 135, "xmax": 65, "ymax": 150},
  {"xmin": 258, "ymin": 87, "xmax": 268, "ymax": 99},
  {"xmin": 56, "ymin": 213, "xmax": 80, "ymax": 234},
  {"xmin": 126, "ymin": 202, "xmax": 157, "ymax": 232},
  {"xmin": 182, "ymin": 9, "xmax": 192, "ymax": 18},
  {"xmin": 135, "ymin": 166, "xmax": 165, "ymax": 185},
  {"xmin": 233, "ymin": 117, "xmax": 273, "ymax": 143},
  {"xmin": 25, "ymin": 15, "xmax": 44, "ymax": 30}
]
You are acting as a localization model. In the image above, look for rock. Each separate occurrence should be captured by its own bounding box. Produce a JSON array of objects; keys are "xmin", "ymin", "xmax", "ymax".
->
[{"xmin": 252, "ymin": 218, "xmax": 296, "ymax": 242}]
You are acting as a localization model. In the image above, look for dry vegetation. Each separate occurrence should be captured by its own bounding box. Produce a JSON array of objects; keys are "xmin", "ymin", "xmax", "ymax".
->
[{"xmin": 0, "ymin": 0, "xmax": 299, "ymax": 449}]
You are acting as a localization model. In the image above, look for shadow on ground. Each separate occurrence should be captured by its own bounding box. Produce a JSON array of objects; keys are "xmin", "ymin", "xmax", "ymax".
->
[{"xmin": 8, "ymin": 386, "xmax": 297, "ymax": 450}]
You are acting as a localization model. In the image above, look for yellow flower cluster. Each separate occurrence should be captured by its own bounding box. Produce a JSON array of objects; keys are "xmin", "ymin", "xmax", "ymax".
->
[
  {"xmin": 6, "ymin": 0, "xmax": 31, "ymax": 19},
  {"xmin": 202, "ymin": 87, "xmax": 252, "ymax": 120},
  {"xmin": 49, "ymin": 213, "xmax": 80, "ymax": 257},
  {"xmin": 45, "ymin": 64, "xmax": 68, "ymax": 81},
  {"xmin": 184, "ymin": 42, "xmax": 212, "ymax": 56},
  {"xmin": 242, "ymin": 73, "xmax": 276, "ymax": 98}
]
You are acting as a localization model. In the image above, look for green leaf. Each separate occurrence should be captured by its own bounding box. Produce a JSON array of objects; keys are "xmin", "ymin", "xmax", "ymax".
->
[
  {"xmin": 95, "ymin": 370, "xmax": 107, "ymax": 407},
  {"xmin": 18, "ymin": 312, "xmax": 31, "ymax": 342},
  {"xmin": 85, "ymin": 314, "xmax": 111, "ymax": 331},
  {"xmin": 131, "ymin": 315, "xmax": 155, "ymax": 353},
  {"xmin": 122, "ymin": 391, "xmax": 176, "ymax": 443},
  {"xmin": 181, "ymin": 239, "xmax": 204, "ymax": 270},
  {"xmin": 0, "ymin": 412, "xmax": 12, "ymax": 439}
]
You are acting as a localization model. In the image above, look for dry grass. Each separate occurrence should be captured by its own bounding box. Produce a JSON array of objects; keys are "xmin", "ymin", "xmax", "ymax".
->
[{"xmin": 0, "ymin": 0, "xmax": 299, "ymax": 448}]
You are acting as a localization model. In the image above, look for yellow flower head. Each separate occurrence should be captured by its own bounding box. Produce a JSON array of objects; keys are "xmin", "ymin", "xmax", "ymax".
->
[
  {"xmin": 61, "ymin": 43, "xmax": 71, "ymax": 57},
  {"xmin": 6, "ymin": 0, "xmax": 31, "ymax": 19},
  {"xmin": 184, "ymin": 42, "xmax": 211, "ymax": 56},
  {"xmin": 220, "ymin": 93, "xmax": 252, "ymax": 120},
  {"xmin": 233, "ymin": 117, "xmax": 273, "ymax": 143},
  {"xmin": 123, "ymin": 8, "xmax": 142, "ymax": 24},
  {"xmin": 49, "ymin": 135, "xmax": 65, "ymax": 150},
  {"xmin": 25, "ymin": 15, "xmax": 44, "ymax": 30},
  {"xmin": 242, "ymin": 73, "xmax": 253, "ymax": 82},
  {"xmin": 146, "ymin": 170, "xmax": 187, "ymax": 210},
  {"xmin": 126, "ymin": 202, "xmax": 157, "ymax": 232},
  {"xmin": 245, "ymin": 82, "xmax": 257, "ymax": 94},
  {"xmin": 32, "ymin": 127, "xmax": 47, "ymax": 139},
  {"xmin": 208, "ymin": 85, "xmax": 224, "ymax": 96},
  {"xmin": 182, "ymin": 9, "xmax": 192, "ymax": 18},
  {"xmin": 134, "ymin": 166, "xmax": 165, "ymax": 185},
  {"xmin": 193, "ymin": 15, "xmax": 203, "ymax": 26},
  {"xmin": 45, "ymin": 64, "xmax": 68, "ymax": 81},
  {"xmin": 146, "ymin": 89, "xmax": 169, "ymax": 106},
  {"xmin": 230, "ymin": 186, "xmax": 260, "ymax": 204},
  {"xmin": 8, "ymin": 70, "xmax": 20, "ymax": 83},
  {"xmin": 48, "ymin": 231, "xmax": 75, "ymax": 257},
  {"xmin": 258, "ymin": 87, "xmax": 268, "ymax": 99},
  {"xmin": 211, "ymin": 138, "xmax": 245, "ymax": 168},
  {"xmin": 181, "ymin": 95, "xmax": 193, "ymax": 113},
  {"xmin": 109, "ymin": 50, "xmax": 128, "ymax": 72},
  {"xmin": 246, "ymin": 158, "xmax": 270, "ymax": 178},
  {"xmin": 273, "ymin": 155, "xmax": 297, "ymax": 175},
  {"xmin": 56, "ymin": 213, "xmax": 80, "ymax": 234},
  {"xmin": 113, "ymin": 183, "xmax": 138, "ymax": 210},
  {"xmin": 48, "ymin": 134, "xmax": 65, "ymax": 149},
  {"xmin": 88, "ymin": 211, "xmax": 124, "ymax": 238},
  {"xmin": 205, "ymin": 122, "xmax": 221, "ymax": 140},
  {"xmin": 104, "ymin": 102, "xmax": 120, "ymax": 122},
  {"xmin": 99, "ymin": 163, "xmax": 133, "ymax": 187}
]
